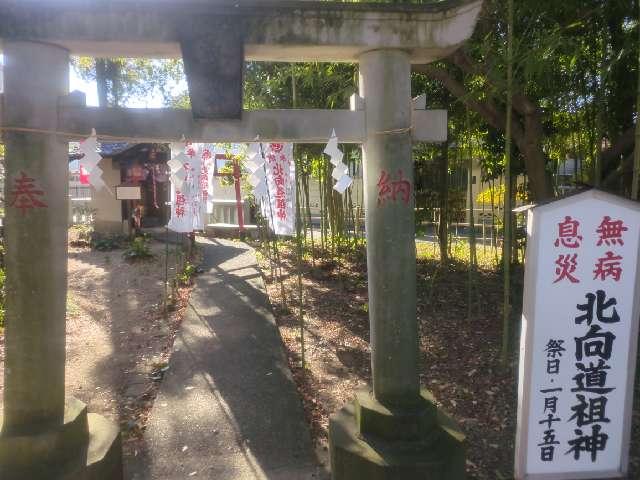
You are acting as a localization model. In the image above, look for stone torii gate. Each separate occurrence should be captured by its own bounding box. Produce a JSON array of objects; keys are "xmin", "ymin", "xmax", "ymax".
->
[{"xmin": 0, "ymin": 1, "xmax": 482, "ymax": 478}]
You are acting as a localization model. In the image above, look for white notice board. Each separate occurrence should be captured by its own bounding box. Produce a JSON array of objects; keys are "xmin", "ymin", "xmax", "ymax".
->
[
  {"xmin": 115, "ymin": 186, "xmax": 142, "ymax": 201},
  {"xmin": 515, "ymin": 189, "xmax": 640, "ymax": 479}
]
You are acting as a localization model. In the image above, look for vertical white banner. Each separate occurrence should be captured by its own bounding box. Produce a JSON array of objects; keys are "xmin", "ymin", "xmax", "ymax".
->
[
  {"xmin": 262, "ymin": 143, "xmax": 296, "ymax": 236},
  {"xmin": 168, "ymin": 142, "xmax": 213, "ymax": 233}
]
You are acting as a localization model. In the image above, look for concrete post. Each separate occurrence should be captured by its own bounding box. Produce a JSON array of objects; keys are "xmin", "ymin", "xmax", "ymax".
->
[
  {"xmin": 359, "ymin": 49, "xmax": 420, "ymax": 407},
  {"xmin": 329, "ymin": 49, "xmax": 466, "ymax": 479},
  {"xmin": 0, "ymin": 41, "xmax": 122, "ymax": 480},
  {"xmin": 2, "ymin": 40, "xmax": 69, "ymax": 433}
]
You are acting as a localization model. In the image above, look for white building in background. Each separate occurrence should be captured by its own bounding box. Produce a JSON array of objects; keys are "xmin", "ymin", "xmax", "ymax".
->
[{"xmin": 555, "ymin": 155, "xmax": 584, "ymax": 196}]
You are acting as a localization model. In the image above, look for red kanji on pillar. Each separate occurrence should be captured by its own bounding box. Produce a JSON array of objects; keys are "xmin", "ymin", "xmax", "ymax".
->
[
  {"xmin": 593, "ymin": 251, "xmax": 623, "ymax": 282},
  {"xmin": 377, "ymin": 169, "xmax": 412, "ymax": 206},
  {"xmin": 596, "ymin": 216, "xmax": 628, "ymax": 246},
  {"xmin": 554, "ymin": 254, "xmax": 580, "ymax": 284},
  {"xmin": 9, "ymin": 171, "xmax": 47, "ymax": 215},
  {"xmin": 554, "ymin": 216, "xmax": 582, "ymax": 248}
]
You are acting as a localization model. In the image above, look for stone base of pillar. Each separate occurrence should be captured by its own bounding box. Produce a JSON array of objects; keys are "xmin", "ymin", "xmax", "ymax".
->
[
  {"xmin": 329, "ymin": 389, "xmax": 466, "ymax": 479},
  {"xmin": 0, "ymin": 397, "xmax": 122, "ymax": 480}
]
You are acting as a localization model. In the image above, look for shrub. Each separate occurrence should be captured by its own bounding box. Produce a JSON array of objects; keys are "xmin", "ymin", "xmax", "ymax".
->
[
  {"xmin": 178, "ymin": 262, "xmax": 196, "ymax": 286},
  {"xmin": 91, "ymin": 232, "xmax": 126, "ymax": 251},
  {"xmin": 69, "ymin": 224, "xmax": 93, "ymax": 247},
  {"xmin": 123, "ymin": 236, "xmax": 154, "ymax": 261}
]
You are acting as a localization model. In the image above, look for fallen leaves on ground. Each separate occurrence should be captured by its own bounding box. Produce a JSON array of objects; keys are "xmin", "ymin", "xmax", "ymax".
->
[{"xmin": 256, "ymin": 240, "xmax": 640, "ymax": 480}]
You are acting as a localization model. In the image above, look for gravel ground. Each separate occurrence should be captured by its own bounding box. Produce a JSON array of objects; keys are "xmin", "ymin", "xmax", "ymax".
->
[{"xmin": 0, "ymin": 237, "xmax": 194, "ymax": 476}]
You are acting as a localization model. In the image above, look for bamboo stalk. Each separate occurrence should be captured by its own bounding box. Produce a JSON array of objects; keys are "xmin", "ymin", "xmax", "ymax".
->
[
  {"xmin": 501, "ymin": 0, "xmax": 514, "ymax": 366},
  {"xmin": 632, "ymin": 0, "xmax": 640, "ymax": 200},
  {"xmin": 467, "ymin": 112, "xmax": 477, "ymax": 320}
]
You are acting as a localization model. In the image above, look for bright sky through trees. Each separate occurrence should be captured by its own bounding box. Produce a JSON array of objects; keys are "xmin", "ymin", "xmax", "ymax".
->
[{"xmin": 0, "ymin": 54, "xmax": 185, "ymax": 108}]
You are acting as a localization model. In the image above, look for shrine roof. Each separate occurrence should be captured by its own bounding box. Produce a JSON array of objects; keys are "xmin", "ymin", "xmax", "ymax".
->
[
  {"xmin": 98, "ymin": 142, "xmax": 134, "ymax": 157},
  {"xmin": 0, "ymin": 0, "xmax": 483, "ymax": 63}
]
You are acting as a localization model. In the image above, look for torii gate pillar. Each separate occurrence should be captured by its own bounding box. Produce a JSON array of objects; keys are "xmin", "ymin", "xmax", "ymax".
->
[
  {"xmin": 329, "ymin": 49, "xmax": 465, "ymax": 479},
  {"xmin": 0, "ymin": 41, "xmax": 122, "ymax": 480}
]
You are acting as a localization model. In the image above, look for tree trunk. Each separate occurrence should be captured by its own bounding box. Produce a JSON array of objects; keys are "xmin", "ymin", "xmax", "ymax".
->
[
  {"xmin": 518, "ymin": 111, "xmax": 554, "ymax": 200},
  {"xmin": 414, "ymin": 61, "xmax": 555, "ymax": 202},
  {"xmin": 95, "ymin": 59, "xmax": 108, "ymax": 108}
]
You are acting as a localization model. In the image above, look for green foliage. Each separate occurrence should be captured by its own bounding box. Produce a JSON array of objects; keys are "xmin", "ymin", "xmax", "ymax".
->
[
  {"xmin": 178, "ymin": 262, "xmax": 197, "ymax": 286},
  {"xmin": 69, "ymin": 224, "xmax": 94, "ymax": 247},
  {"xmin": 71, "ymin": 57, "xmax": 185, "ymax": 107},
  {"xmin": 91, "ymin": 233, "xmax": 125, "ymax": 252},
  {"xmin": 417, "ymin": 240, "xmax": 500, "ymax": 271},
  {"xmin": 409, "ymin": 0, "xmax": 640, "ymax": 198},
  {"xmin": 245, "ymin": 62, "xmax": 356, "ymax": 110},
  {"xmin": 123, "ymin": 236, "xmax": 154, "ymax": 261},
  {"xmin": 476, "ymin": 183, "xmax": 528, "ymax": 206}
]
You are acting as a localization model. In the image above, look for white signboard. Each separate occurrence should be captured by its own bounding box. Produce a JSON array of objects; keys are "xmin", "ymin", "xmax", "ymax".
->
[
  {"xmin": 262, "ymin": 143, "xmax": 296, "ymax": 236},
  {"xmin": 515, "ymin": 190, "xmax": 640, "ymax": 479},
  {"xmin": 115, "ymin": 186, "xmax": 142, "ymax": 200}
]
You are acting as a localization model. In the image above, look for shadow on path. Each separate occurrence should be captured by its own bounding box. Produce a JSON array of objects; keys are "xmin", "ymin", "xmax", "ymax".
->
[{"xmin": 129, "ymin": 238, "xmax": 323, "ymax": 480}]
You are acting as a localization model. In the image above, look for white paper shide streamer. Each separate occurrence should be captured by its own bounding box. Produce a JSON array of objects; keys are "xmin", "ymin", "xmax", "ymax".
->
[
  {"xmin": 325, "ymin": 129, "xmax": 352, "ymax": 194},
  {"xmin": 79, "ymin": 129, "xmax": 111, "ymax": 194},
  {"xmin": 246, "ymin": 142, "xmax": 268, "ymax": 201}
]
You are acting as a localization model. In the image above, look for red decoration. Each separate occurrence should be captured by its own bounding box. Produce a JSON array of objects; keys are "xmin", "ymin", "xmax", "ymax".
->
[{"xmin": 79, "ymin": 165, "xmax": 90, "ymax": 185}]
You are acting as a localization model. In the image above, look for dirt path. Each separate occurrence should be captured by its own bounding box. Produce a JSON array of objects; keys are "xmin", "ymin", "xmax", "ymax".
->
[{"xmin": 0, "ymin": 239, "xmax": 193, "ymax": 476}]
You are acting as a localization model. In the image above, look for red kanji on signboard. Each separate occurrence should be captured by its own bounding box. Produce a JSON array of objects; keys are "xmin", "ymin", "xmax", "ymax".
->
[
  {"xmin": 553, "ymin": 253, "xmax": 580, "ymax": 284},
  {"xmin": 554, "ymin": 216, "xmax": 582, "ymax": 248},
  {"xmin": 9, "ymin": 171, "xmax": 47, "ymax": 215},
  {"xmin": 596, "ymin": 216, "xmax": 628, "ymax": 246},
  {"xmin": 593, "ymin": 251, "xmax": 623, "ymax": 282}
]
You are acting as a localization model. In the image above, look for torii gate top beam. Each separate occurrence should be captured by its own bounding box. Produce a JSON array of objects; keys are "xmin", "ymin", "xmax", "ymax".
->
[{"xmin": 0, "ymin": 0, "xmax": 482, "ymax": 64}]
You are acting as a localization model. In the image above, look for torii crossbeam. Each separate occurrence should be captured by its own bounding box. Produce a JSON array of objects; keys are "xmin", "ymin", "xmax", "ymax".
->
[{"xmin": 0, "ymin": 2, "xmax": 483, "ymax": 479}]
